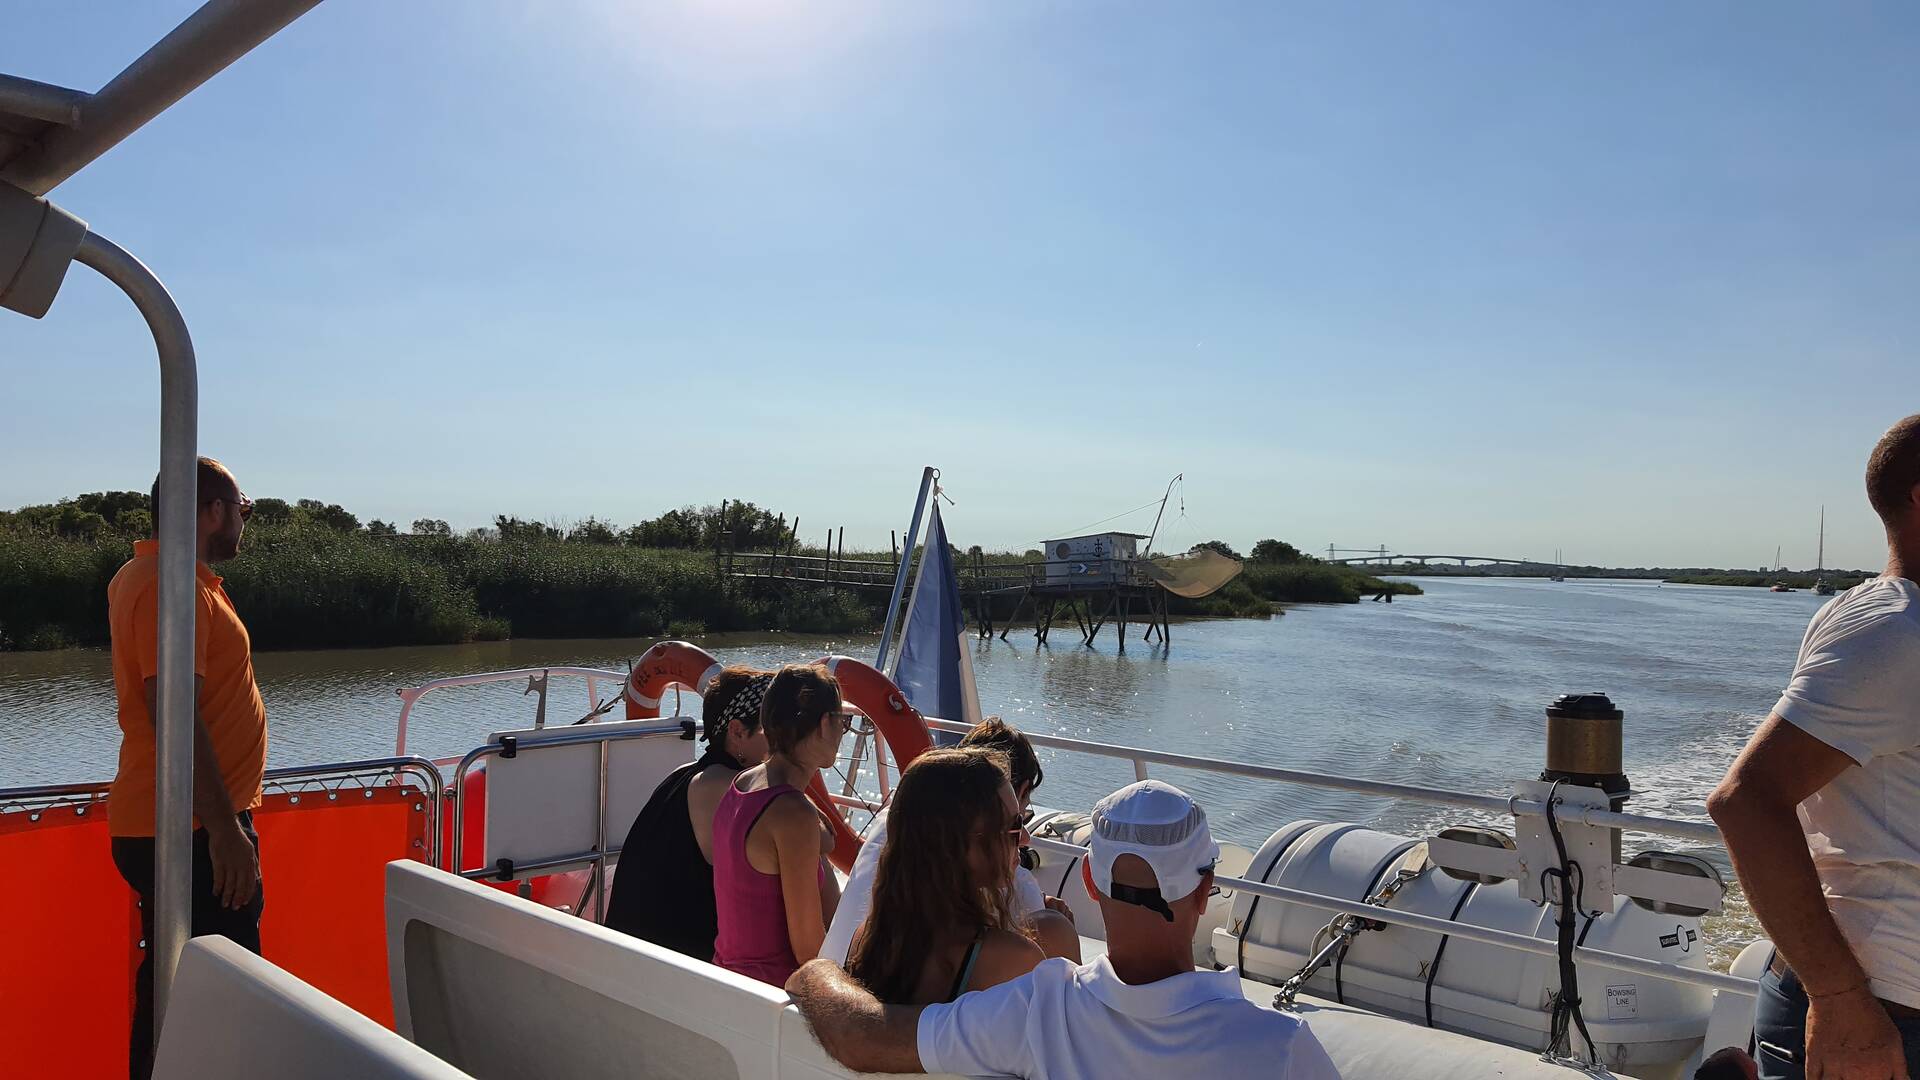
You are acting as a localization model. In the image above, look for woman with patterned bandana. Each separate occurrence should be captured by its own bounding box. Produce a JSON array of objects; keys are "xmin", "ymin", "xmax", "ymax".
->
[{"xmin": 604, "ymin": 666, "xmax": 773, "ymax": 959}]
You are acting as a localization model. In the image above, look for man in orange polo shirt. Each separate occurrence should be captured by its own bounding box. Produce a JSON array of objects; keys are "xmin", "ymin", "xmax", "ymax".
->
[{"xmin": 107, "ymin": 456, "xmax": 268, "ymax": 1079}]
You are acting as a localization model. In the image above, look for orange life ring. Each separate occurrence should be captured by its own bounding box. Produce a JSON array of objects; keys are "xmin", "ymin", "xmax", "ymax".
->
[
  {"xmin": 808, "ymin": 655, "xmax": 937, "ymax": 871},
  {"xmin": 625, "ymin": 641, "xmax": 725, "ymax": 720}
]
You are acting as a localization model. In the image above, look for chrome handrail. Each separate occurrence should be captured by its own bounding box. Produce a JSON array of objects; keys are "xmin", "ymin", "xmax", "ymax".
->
[
  {"xmin": 1026, "ymin": 834, "xmax": 1754, "ymax": 999},
  {"xmin": 264, "ymin": 756, "xmax": 446, "ymax": 867},
  {"xmin": 0, "ymin": 755, "xmax": 444, "ymax": 865},
  {"xmin": 922, "ymin": 716, "xmax": 1724, "ymax": 848},
  {"xmin": 448, "ymin": 722, "xmax": 689, "ymax": 893},
  {"xmin": 393, "ymin": 665, "xmax": 628, "ymax": 756}
]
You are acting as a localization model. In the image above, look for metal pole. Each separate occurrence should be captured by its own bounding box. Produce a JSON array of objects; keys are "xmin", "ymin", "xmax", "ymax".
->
[
  {"xmin": 0, "ymin": 73, "xmax": 87, "ymax": 126},
  {"xmin": 73, "ymin": 230, "xmax": 197, "ymax": 1041},
  {"xmin": 887, "ymin": 502, "xmax": 939, "ymax": 680},
  {"xmin": 2, "ymin": 0, "xmax": 327, "ymax": 194},
  {"xmin": 875, "ymin": 467, "xmax": 935, "ymax": 671}
]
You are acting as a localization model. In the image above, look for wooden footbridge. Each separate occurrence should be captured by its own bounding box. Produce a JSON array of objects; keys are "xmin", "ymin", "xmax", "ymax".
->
[{"xmin": 720, "ymin": 549, "xmax": 1176, "ymax": 649}]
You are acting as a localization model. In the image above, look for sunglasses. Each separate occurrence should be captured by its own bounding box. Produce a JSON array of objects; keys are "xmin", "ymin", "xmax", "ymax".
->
[
  {"xmin": 204, "ymin": 493, "xmax": 254, "ymax": 522},
  {"xmin": 832, "ymin": 711, "xmax": 858, "ymax": 734},
  {"xmin": 976, "ymin": 823, "xmax": 1025, "ymax": 846}
]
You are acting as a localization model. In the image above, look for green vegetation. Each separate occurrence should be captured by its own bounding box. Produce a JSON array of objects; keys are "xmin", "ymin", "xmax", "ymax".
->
[
  {"xmin": 0, "ymin": 495, "xmax": 879, "ymax": 651},
  {"xmin": 0, "ymin": 497, "xmax": 1414, "ymax": 652},
  {"xmin": 1666, "ymin": 571, "xmax": 1872, "ymax": 590},
  {"xmin": 1236, "ymin": 540, "xmax": 1422, "ymax": 605}
]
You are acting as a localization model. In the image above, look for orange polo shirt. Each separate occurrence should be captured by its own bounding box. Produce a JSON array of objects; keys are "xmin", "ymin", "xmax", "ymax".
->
[{"xmin": 107, "ymin": 539, "xmax": 267, "ymax": 837}]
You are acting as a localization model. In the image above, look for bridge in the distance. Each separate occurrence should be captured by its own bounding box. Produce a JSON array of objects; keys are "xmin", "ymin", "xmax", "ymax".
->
[{"xmin": 1324, "ymin": 545, "xmax": 1557, "ymax": 568}]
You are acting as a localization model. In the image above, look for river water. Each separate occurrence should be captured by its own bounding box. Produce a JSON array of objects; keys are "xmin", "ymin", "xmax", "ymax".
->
[{"xmin": 0, "ymin": 576, "xmax": 1825, "ymax": 968}]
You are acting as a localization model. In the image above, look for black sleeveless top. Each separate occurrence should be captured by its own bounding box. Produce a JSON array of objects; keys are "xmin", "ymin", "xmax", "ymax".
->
[{"xmin": 603, "ymin": 746, "xmax": 742, "ymax": 959}]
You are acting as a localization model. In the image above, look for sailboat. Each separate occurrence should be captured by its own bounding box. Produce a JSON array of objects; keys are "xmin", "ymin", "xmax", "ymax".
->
[
  {"xmin": 1550, "ymin": 548, "xmax": 1566, "ymax": 582},
  {"xmin": 1813, "ymin": 507, "xmax": 1835, "ymax": 595},
  {"xmin": 1769, "ymin": 545, "xmax": 1795, "ymax": 591}
]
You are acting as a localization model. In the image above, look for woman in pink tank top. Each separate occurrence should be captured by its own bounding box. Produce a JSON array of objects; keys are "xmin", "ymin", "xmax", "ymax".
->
[{"xmin": 712, "ymin": 663, "xmax": 849, "ymax": 986}]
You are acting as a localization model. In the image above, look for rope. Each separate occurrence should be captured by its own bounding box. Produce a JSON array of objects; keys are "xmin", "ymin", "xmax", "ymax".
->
[
  {"xmin": 1061, "ymin": 497, "xmax": 1167, "ymax": 538},
  {"xmin": 825, "ymin": 717, "xmax": 886, "ymax": 841},
  {"xmin": 1539, "ymin": 781, "xmax": 1600, "ymax": 1066}
]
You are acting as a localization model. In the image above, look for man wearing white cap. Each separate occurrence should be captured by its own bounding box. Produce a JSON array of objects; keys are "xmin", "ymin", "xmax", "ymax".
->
[{"xmin": 787, "ymin": 779, "xmax": 1339, "ymax": 1079}]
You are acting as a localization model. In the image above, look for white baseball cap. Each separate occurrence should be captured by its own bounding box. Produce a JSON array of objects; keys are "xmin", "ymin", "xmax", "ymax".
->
[{"xmin": 1088, "ymin": 780, "xmax": 1220, "ymax": 915}]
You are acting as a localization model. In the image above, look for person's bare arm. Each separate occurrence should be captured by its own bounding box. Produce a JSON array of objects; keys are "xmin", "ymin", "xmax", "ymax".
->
[
  {"xmin": 142, "ymin": 676, "xmax": 258, "ymax": 909},
  {"xmin": 968, "ymin": 930, "xmax": 1045, "ymax": 994},
  {"xmin": 767, "ymin": 794, "xmax": 830, "ymax": 963},
  {"xmin": 1708, "ymin": 715, "xmax": 1906, "ymax": 1078},
  {"xmin": 786, "ymin": 959, "xmax": 927, "ymax": 1074},
  {"xmin": 818, "ymin": 856, "xmax": 841, "ymax": 926},
  {"xmin": 1028, "ymin": 908, "xmax": 1081, "ymax": 963}
]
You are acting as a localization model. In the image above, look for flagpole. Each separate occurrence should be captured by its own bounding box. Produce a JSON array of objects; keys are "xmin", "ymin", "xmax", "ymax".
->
[
  {"xmin": 876, "ymin": 466, "xmax": 936, "ymax": 672},
  {"xmin": 888, "ymin": 501, "xmax": 939, "ymax": 680}
]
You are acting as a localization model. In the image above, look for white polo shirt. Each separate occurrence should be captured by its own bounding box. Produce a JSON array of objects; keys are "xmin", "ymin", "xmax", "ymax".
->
[
  {"xmin": 916, "ymin": 956, "xmax": 1339, "ymax": 1080},
  {"xmin": 822, "ymin": 808, "xmax": 1047, "ymax": 967},
  {"xmin": 1775, "ymin": 576, "xmax": 1920, "ymax": 1007}
]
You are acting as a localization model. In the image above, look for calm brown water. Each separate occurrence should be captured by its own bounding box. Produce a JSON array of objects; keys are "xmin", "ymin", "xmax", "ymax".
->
[{"xmin": 1, "ymin": 577, "xmax": 1831, "ymax": 968}]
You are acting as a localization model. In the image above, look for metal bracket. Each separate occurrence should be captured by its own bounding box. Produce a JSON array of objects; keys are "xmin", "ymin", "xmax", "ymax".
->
[
  {"xmin": 1514, "ymin": 780, "xmax": 1614, "ymax": 916},
  {"xmin": 0, "ymin": 183, "xmax": 86, "ymax": 318},
  {"xmin": 1274, "ymin": 860, "xmax": 1429, "ymax": 1011}
]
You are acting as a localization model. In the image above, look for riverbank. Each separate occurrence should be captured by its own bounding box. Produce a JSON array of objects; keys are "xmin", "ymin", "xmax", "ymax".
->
[
  {"xmin": 1665, "ymin": 571, "xmax": 1872, "ymax": 589},
  {"xmin": 0, "ymin": 523, "xmax": 1416, "ymax": 651}
]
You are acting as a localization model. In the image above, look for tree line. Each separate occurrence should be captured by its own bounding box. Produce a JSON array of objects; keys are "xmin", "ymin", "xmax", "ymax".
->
[{"xmin": 1, "ymin": 492, "xmax": 803, "ymax": 553}]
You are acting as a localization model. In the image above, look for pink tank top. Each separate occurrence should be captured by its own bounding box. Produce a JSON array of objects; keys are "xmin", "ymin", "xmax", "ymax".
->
[{"xmin": 711, "ymin": 779, "xmax": 804, "ymax": 986}]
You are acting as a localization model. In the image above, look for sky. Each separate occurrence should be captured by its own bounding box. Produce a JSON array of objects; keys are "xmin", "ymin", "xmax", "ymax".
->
[{"xmin": 3, "ymin": 1, "xmax": 1915, "ymax": 570}]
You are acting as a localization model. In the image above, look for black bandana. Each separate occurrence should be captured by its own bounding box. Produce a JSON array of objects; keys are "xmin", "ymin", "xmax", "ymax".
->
[{"xmin": 715, "ymin": 673, "xmax": 774, "ymax": 739}]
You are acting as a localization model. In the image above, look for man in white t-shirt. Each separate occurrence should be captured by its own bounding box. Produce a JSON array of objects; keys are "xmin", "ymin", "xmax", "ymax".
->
[
  {"xmin": 823, "ymin": 718, "xmax": 1079, "ymax": 967},
  {"xmin": 787, "ymin": 779, "xmax": 1339, "ymax": 1080},
  {"xmin": 1710, "ymin": 414, "xmax": 1920, "ymax": 1080}
]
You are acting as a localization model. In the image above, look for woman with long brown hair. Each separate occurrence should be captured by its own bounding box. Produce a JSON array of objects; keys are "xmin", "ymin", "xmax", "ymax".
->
[
  {"xmin": 712, "ymin": 663, "xmax": 847, "ymax": 986},
  {"xmin": 847, "ymin": 748, "xmax": 1045, "ymax": 1004}
]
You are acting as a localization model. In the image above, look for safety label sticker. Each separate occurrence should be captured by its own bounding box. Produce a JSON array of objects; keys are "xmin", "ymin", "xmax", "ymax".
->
[{"xmin": 1606, "ymin": 984, "xmax": 1638, "ymax": 1020}]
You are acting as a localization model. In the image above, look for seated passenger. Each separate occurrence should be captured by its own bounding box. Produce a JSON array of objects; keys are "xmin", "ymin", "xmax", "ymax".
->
[
  {"xmin": 822, "ymin": 718, "xmax": 1080, "ymax": 965},
  {"xmin": 603, "ymin": 666, "xmax": 770, "ymax": 958},
  {"xmin": 712, "ymin": 663, "xmax": 847, "ymax": 986},
  {"xmin": 788, "ymin": 780, "xmax": 1340, "ymax": 1080},
  {"xmin": 846, "ymin": 748, "xmax": 1045, "ymax": 1003}
]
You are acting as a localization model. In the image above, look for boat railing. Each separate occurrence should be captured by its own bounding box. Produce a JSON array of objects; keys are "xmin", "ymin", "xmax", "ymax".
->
[
  {"xmin": 393, "ymin": 666, "xmax": 629, "ymax": 756},
  {"xmin": 912, "ymin": 715, "xmax": 1747, "ymax": 1000},
  {"xmin": 1025, "ymin": 830, "xmax": 1752, "ymax": 999},
  {"xmin": 393, "ymin": 664, "xmax": 893, "ymax": 811},
  {"xmin": 449, "ymin": 720, "xmax": 692, "ymax": 922},
  {"xmin": 919, "ymin": 716, "xmax": 1723, "ymax": 847},
  {"xmin": 1, "ymin": 755, "xmax": 442, "ymax": 827}
]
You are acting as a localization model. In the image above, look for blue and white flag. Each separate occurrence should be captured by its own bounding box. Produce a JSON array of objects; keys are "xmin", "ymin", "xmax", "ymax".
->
[{"xmin": 891, "ymin": 502, "xmax": 981, "ymax": 745}]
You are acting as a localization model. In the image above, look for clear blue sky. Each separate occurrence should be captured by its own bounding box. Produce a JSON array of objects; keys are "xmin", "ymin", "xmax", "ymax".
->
[{"xmin": 5, "ymin": 1, "xmax": 1915, "ymax": 569}]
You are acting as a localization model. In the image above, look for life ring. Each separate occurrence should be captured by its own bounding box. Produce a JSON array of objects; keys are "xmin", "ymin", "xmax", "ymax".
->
[
  {"xmin": 625, "ymin": 641, "xmax": 725, "ymax": 720},
  {"xmin": 808, "ymin": 655, "xmax": 937, "ymax": 872}
]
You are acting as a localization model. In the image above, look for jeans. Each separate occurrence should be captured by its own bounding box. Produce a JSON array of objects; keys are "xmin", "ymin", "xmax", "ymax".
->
[
  {"xmin": 1754, "ymin": 960, "xmax": 1920, "ymax": 1079},
  {"xmin": 110, "ymin": 812, "xmax": 264, "ymax": 1080}
]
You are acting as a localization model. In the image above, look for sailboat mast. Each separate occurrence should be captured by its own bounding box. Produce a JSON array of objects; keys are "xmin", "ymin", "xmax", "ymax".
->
[{"xmin": 1818, "ymin": 506, "xmax": 1825, "ymax": 571}]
